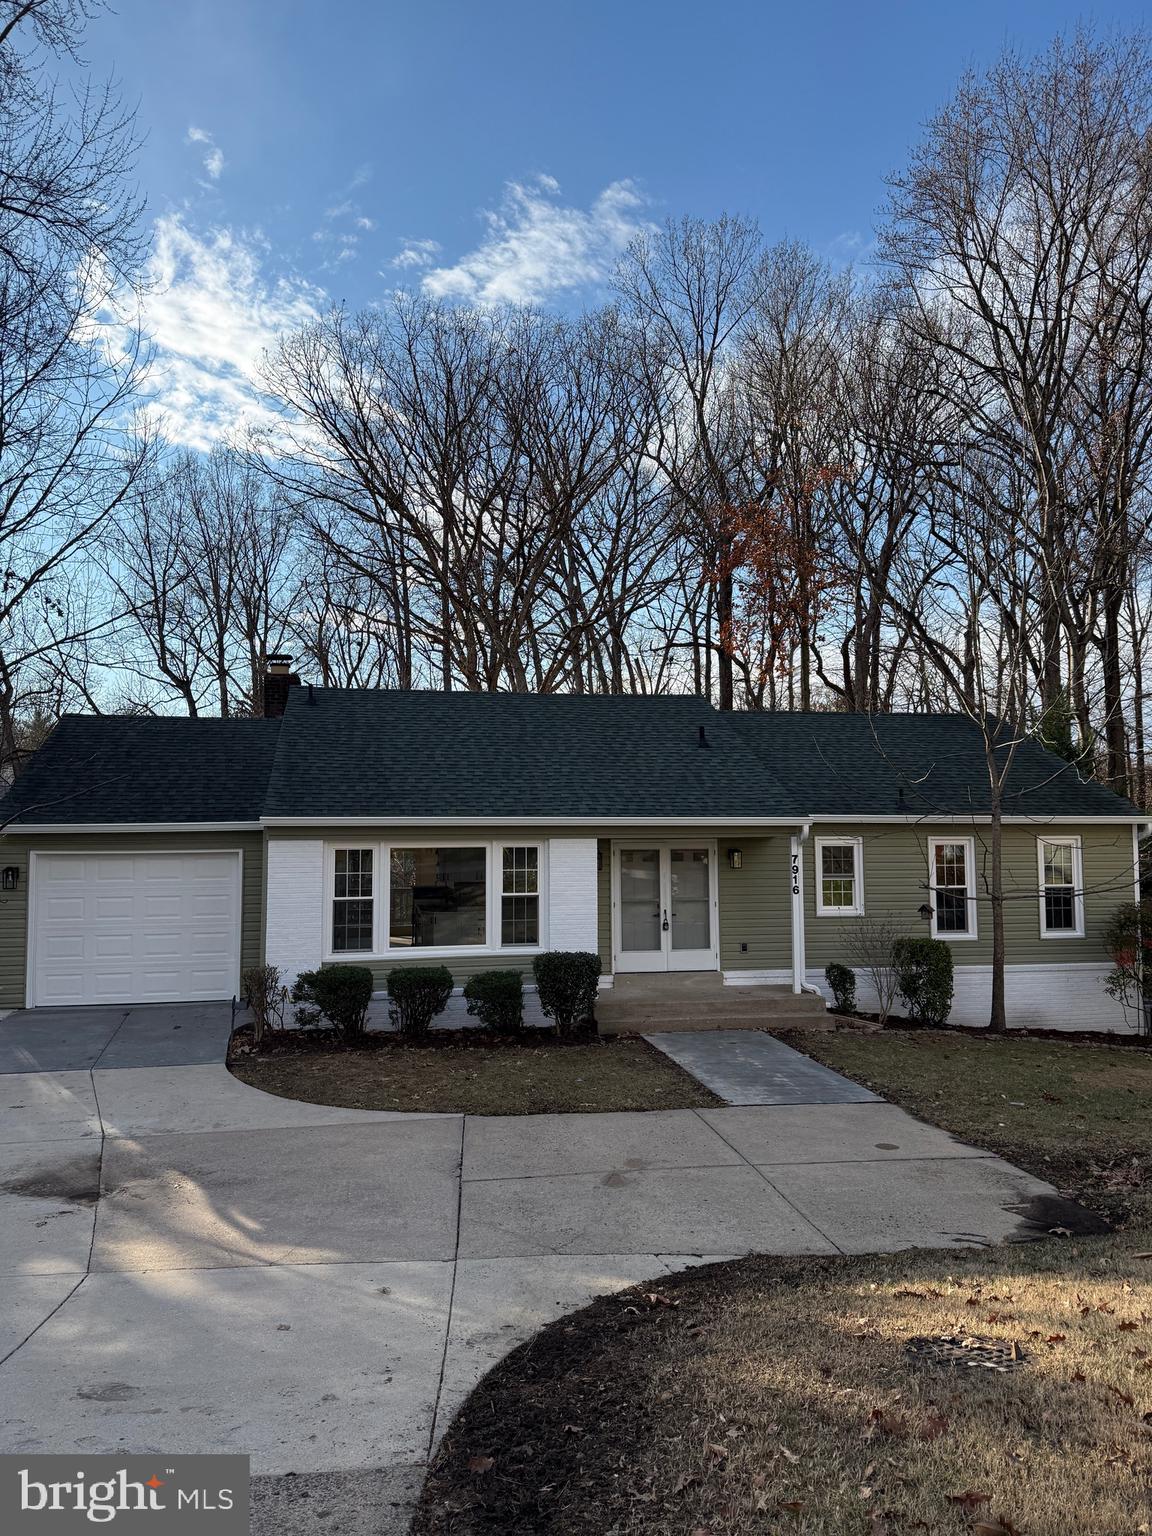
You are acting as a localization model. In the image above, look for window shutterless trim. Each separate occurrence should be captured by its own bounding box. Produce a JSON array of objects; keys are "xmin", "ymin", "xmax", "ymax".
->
[
  {"xmin": 323, "ymin": 839, "xmax": 547, "ymax": 961},
  {"xmin": 814, "ymin": 835, "xmax": 864, "ymax": 917},
  {"xmin": 1037, "ymin": 834, "xmax": 1085, "ymax": 939},
  {"xmin": 928, "ymin": 835, "xmax": 978, "ymax": 941}
]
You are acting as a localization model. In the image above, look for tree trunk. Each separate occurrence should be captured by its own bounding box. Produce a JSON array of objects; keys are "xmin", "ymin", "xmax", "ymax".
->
[{"xmin": 987, "ymin": 770, "xmax": 1007, "ymax": 1034}]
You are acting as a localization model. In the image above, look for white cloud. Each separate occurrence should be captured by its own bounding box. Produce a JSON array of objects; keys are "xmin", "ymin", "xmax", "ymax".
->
[
  {"xmin": 390, "ymin": 237, "xmax": 441, "ymax": 270},
  {"xmin": 186, "ymin": 125, "xmax": 225, "ymax": 182},
  {"xmin": 108, "ymin": 215, "xmax": 324, "ymax": 450},
  {"xmin": 421, "ymin": 177, "xmax": 650, "ymax": 305}
]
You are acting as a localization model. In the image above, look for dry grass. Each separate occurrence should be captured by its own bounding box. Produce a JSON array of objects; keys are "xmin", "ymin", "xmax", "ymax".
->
[
  {"xmin": 229, "ymin": 1033, "xmax": 718, "ymax": 1115},
  {"xmin": 418, "ymin": 1238, "xmax": 1152, "ymax": 1536}
]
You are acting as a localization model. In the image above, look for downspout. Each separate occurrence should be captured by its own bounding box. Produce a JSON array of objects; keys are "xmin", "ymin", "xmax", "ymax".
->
[{"xmin": 790, "ymin": 823, "xmax": 812, "ymax": 995}]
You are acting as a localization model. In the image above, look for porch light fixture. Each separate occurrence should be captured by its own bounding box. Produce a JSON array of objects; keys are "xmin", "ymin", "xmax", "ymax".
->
[
  {"xmin": 918, "ymin": 902, "xmax": 933, "ymax": 920},
  {"xmin": 727, "ymin": 848, "xmax": 743, "ymax": 870},
  {"xmin": 1, "ymin": 866, "xmax": 18, "ymax": 892}
]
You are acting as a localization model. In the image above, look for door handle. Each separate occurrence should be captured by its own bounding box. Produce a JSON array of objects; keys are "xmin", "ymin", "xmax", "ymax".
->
[{"xmin": 662, "ymin": 909, "xmax": 669, "ymax": 931}]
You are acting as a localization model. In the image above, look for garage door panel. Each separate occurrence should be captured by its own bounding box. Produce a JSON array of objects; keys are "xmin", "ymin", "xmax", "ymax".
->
[{"xmin": 31, "ymin": 852, "xmax": 241, "ymax": 1007}]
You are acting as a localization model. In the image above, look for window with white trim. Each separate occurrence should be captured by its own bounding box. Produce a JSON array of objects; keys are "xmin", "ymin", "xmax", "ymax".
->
[
  {"xmin": 1038, "ymin": 836, "xmax": 1084, "ymax": 937},
  {"xmin": 327, "ymin": 842, "xmax": 545, "ymax": 956},
  {"xmin": 501, "ymin": 845, "xmax": 540, "ymax": 945},
  {"xmin": 815, "ymin": 837, "xmax": 864, "ymax": 916},
  {"xmin": 929, "ymin": 837, "xmax": 977, "ymax": 938},
  {"xmin": 332, "ymin": 848, "xmax": 374, "ymax": 952}
]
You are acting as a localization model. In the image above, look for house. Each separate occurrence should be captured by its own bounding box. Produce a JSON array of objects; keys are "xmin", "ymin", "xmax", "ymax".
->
[{"xmin": 0, "ymin": 665, "xmax": 1145, "ymax": 1031}]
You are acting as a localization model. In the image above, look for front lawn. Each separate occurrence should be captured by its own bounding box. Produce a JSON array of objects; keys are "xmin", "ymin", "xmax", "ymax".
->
[
  {"xmin": 228, "ymin": 1030, "xmax": 719, "ymax": 1115},
  {"xmin": 417, "ymin": 1238, "xmax": 1152, "ymax": 1536},
  {"xmin": 791, "ymin": 1029, "xmax": 1151, "ymax": 1223}
]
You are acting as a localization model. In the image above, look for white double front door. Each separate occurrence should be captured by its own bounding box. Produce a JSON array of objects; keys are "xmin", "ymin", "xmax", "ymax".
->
[{"xmin": 612, "ymin": 842, "xmax": 718, "ymax": 972}]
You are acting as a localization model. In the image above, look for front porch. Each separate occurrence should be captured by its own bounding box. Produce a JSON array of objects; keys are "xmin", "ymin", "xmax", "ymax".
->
[{"xmin": 595, "ymin": 971, "xmax": 832, "ymax": 1035}]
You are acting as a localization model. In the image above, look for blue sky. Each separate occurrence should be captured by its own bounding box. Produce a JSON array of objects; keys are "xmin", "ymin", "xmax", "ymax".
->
[{"xmin": 77, "ymin": 0, "xmax": 1150, "ymax": 446}]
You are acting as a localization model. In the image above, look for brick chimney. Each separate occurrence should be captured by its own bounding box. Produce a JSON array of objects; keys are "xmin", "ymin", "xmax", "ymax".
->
[{"xmin": 262, "ymin": 654, "xmax": 301, "ymax": 718}]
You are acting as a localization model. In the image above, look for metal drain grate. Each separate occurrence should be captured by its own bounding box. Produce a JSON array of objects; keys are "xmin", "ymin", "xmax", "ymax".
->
[{"xmin": 906, "ymin": 1334, "xmax": 1028, "ymax": 1372}]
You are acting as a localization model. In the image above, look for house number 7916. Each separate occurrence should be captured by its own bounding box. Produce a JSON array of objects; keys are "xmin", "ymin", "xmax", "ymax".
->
[{"xmin": 790, "ymin": 854, "xmax": 800, "ymax": 896}]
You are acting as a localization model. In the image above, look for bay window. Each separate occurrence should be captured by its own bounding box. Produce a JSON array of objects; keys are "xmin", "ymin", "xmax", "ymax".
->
[{"xmin": 328, "ymin": 841, "xmax": 544, "ymax": 955}]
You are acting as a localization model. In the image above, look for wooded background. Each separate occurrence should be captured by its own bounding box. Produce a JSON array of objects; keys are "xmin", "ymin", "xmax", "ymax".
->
[{"xmin": 5, "ymin": 7, "xmax": 1152, "ymax": 805}]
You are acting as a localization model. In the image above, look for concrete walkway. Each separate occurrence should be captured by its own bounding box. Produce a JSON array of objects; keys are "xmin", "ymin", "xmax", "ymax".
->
[
  {"xmin": 645, "ymin": 1028, "xmax": 884, "ymax": 1104},
  {"xmin": 0, "ymin": 1010, "xmax": 1058, "ymax": 1535}
]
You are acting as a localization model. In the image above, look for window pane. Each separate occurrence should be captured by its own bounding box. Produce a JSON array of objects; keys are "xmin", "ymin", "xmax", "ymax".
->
[
  {"xmin": 333, "ymin": 898, "xmax": 374, "ymax": 952},
  {"xmin": 1044, "ymin": 888, "xmax": 1077, "ymax": 932},
  {"xmin": 334, "ymin": 848, "xmax": 373, "ymax": 900},
  {"xmin": 501, "ymin": 894, "xmax": 539, "ymax": 945},
  {"xmin": 822, "ymin": 877, "xmax": 855, "ymax": 908},
  {"xmin": 1044, "ymin": 843, "xmax": 1074, "ymax": 886},
  {"xmin": 620, "ymin": 848, "xmax": 661, "ymax": 952},
  {"xmin": 821, "ymin": 843, "xmax": 855, "ymax": 878},
  {"xmin": 934, "ymin": 843, "xmax": 967, "ymax": 888},
  {"xmin": 935, "ymin": 889, "xmax": 968, "ymax": 933},
  {"xmin": 390, "ymin": 847, "xmax": 486, "ymax": 947},
  {"xmin": 502, "ymin": 846, "xmax": 538, "ymax": 895},
  {"xmin": 671, "ymin": 847, "xmax": 711, "ymax": 951}
]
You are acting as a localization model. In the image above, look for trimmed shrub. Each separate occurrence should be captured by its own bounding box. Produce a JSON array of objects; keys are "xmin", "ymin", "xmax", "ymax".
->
[
  {"xmin": 386, "ymin": 965, "xmax": 454, "ymax": 1037},
  {"xmin": 532, "ymin": 950, "xmax": 600, "ymax": 1036},
  {"xmin": 824, "ymin": 961, "xmax": 856, "ymax": 1015},
  {"xmin": 291, "ymin": 965, "xmax": 374, "ymax": 1036},
  {"xmin": 463, "ymin": 969, "xmax": 524, "ymax": 1032},
  {"xmin": 891, "ymin": 936, "xmax": 954, "ymax": 1025},
  {"xmin": 241, "ymin": 963, "xmax": 288, "ymax": 1046}
]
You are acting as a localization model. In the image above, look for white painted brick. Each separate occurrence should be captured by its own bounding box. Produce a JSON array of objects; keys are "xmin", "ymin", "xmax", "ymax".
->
[
  {"xmin": 265, "ymin": 839, "xmax": 325, "ymax": 990},
  {"xmin": 807, "ymin": 963, "xmax": 1138, "ymax": 1034},
  {"xmin": 547, "ymin": 838, "xmax": 598, "ymax": 953}
]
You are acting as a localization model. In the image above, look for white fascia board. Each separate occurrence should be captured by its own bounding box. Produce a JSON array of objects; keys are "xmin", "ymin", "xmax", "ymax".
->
[
  {"xmin": 3, "ymin": 821, "xmax": 262, "ymax": 834},
  {"xmin": 260, "ymin": 815, "xmax": 810, "ymax": 829},
  {"xmin": 808, "ymin": 813, "xmax": 1144, "ymax": 825}
]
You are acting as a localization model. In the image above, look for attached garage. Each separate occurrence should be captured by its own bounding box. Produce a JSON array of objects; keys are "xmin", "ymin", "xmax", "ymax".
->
[{"xmin": 28, "ymin": 851, "xmax": 243, "ymax": 1007}]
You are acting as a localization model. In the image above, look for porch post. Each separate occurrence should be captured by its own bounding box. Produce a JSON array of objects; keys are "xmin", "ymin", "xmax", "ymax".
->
[{"xmin": 789, "ymin": 826, "xmax": 810, "ymax": 994}]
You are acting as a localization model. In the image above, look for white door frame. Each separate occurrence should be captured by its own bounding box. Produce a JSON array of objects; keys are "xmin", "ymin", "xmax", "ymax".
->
[
  {"xmin": 26, "ymin": 848, "xmax": 244, "ymax": 1008},
  {"xmin": 610, "ymin": 839, "xmax": 719, "ymax": 973}
]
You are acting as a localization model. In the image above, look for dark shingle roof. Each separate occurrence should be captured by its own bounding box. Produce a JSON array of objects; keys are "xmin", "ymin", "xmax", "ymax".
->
[
  {"xmin": 728, "ymin": 711, "xmax": 1142, "ymax": 818},
  {"xmin": 261, "ymin": 689, "xmax": 800, "ymax": 819},
  {"xmin": 0, "ymin": 715, "xmax": 282, "ymax": 825},
  {"xmin": 0, "ymin": 697, "xmax": 1140, "ymax": 826}
]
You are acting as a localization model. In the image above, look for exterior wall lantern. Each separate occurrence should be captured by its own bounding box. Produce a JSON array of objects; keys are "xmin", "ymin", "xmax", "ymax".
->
[
  {"xmin": 727, "ymin": 848, "xmax": 743, "ymax": 870},
  {"xmin": 2, "ymin": 866, "xmax": 19, "ymax": 891}
]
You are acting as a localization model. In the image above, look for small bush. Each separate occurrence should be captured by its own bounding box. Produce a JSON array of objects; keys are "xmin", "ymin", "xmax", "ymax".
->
[
  {"xmin": 533, "ymin": 950, "xmax": 600, "ymax": 1036},
  {"xmin": 292, "ymin": 965, "xmax": 374, "ymax": 1035},
  {"xmin": 242, "ymin": 963, "xmax": 288, "ymax": 1046},
  {"xmin": 891, "ymin": 936, "xmax": 954, "ymax": 1025},
  {"xmin": 386, "ymin": 965, "xmax": 454, "ymax": 1037},
  {"xmin": 463, "ymin": 969, "xmax": 524, "ymax": 1032},
  {"xmin": 824, "ymin": 961, "xmax": 857, "ymax": 1015}
]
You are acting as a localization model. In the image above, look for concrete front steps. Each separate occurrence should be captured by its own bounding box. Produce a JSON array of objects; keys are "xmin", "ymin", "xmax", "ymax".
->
[{"xmin": 596, "ymin": 972, "xmax": 836, "ymax": 1035}]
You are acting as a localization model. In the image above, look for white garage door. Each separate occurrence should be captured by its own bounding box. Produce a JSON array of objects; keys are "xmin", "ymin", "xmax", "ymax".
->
[{"xmin": 30, "ymin": 852, "xmax": 242, "ymax": 1007}]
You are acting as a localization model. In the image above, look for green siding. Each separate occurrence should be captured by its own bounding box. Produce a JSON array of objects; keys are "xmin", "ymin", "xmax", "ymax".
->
[
  {"xmin": 0, "ymin": 830, "xmax": 265, "ymax": 1008},
  {"xmin": 718, "ymin": 835, "xmax": 792, "ymax": 969},
  {"xmin": 803, "ymin": 822, "xmax": 1137, "ymax": 967},
  {"xmin": 597, "ymin": 839, "xmax": 611, "ymax": 973}
]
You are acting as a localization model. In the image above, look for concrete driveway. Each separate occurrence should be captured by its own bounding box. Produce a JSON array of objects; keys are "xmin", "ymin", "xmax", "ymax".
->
[{"xmin": 0, "ymin": 1005, "xmax": 1057, "ymax": 1535}]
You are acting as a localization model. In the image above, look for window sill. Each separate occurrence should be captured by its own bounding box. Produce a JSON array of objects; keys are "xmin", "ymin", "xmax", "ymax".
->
[
  {"xmin": 325, "ymin": 945, "xmax": 547, "ymax": 963},
  {"xmin": 1040, "ymin": 930, "xmax": 1085, "ymax": 941},
  {"xmin": 815, "ymin": 908, "xmax": 865, "ymax": 919}
]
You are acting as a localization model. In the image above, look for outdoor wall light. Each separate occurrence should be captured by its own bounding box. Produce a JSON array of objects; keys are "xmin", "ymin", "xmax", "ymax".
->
[
  {"xmin": 918, "ymin": 902, "xmax": 933, "ymax": 920},
  {"xmin": 727, "ymin": 848, "xmax": 743, "ymax": 870},
  {"xmin": 2, "ymin": 866, "xmax": 19, "ymax": 891}
]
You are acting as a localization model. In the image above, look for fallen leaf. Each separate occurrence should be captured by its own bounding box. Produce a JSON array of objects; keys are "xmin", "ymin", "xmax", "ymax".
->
[
  {"xmin": 781, "ymin": 1446, "xmax": 801, "ymax": 1464},
  {"xmin": 1072, "ymin": 1370, "xmax": 1087, "ymax": 1382},
  {"xmin": 1119, "ymin": 1320, "xmax": 1140, "ymax": 1331},
  {"xmin": 776, "ymin": 1501, "xmax": 806, "ymax": 1514},
  {"xmin": 673, "ymin": 1473, "xmax": 700, "ymax": 1494},
  {"xmin": 867, "ymin": 1407, "xmax": 908, "ymax": 1438},
  {"xmin": 919, "ymin": 1409, "xmax": 949, "ymax": 1439},
  {"xmin": 947, "ymin": 1490, "xmax": 992, "ymax": 1510},
  {"xmin": 467, "ymin": 1455, "xmax": 494, "ymax": 1475},
  {"xmin": 1108, "ymin": 1385, "xmax": 1135, "ymax": 1407}
]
